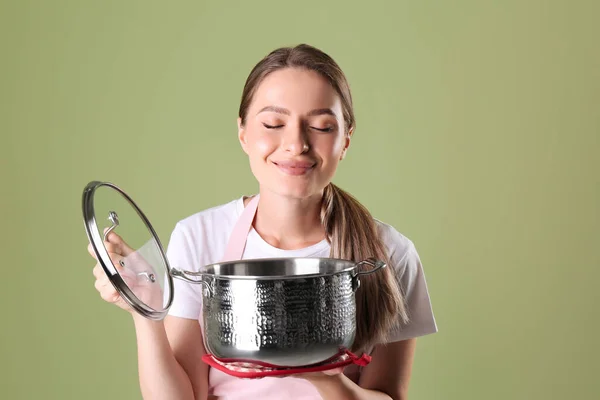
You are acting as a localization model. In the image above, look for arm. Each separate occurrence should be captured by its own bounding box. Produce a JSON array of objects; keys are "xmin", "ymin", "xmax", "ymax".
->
[
  {"xmin": 303, "ymin": 339, "xmax": 416, "ymax": 400},
  {"xmin": 133, "ymin": 314, "xmax": 209, "ymax": 400},
  {"xmin": 92, "ymin": 227, "xmax": 210, "ymax": 399}
]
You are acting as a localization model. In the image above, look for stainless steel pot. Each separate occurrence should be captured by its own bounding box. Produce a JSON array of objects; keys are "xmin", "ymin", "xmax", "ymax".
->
[
  {"xmin": 170, "ymin": 257, "xmax": 385, "ymax": 367},
  {"xmin": 82, "ymin": 181, "xmax": 386, "ymax": 367}
]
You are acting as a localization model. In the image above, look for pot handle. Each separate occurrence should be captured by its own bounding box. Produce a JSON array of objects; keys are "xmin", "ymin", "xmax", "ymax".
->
[
  {"xmin": 170, "ymin": 268, "xmax": 213, "ymax": 297},
  {"xmin": 354, "ymin": 258, "xmax": 387, "ymax": 276},
  {"xmin": 352, "ymin": 258, "xmax": 387, "ymax": 292}
]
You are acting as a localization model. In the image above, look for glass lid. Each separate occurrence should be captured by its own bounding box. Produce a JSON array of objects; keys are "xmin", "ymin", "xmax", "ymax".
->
[{"xmin": 82, "ymin": 181, "xmax": 173, "ymax": 320}]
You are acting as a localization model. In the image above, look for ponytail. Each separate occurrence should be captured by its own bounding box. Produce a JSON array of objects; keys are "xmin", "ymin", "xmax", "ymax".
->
[{"xmin": 321, "ymin": 183, "xmax": 408, "ymax": 351}]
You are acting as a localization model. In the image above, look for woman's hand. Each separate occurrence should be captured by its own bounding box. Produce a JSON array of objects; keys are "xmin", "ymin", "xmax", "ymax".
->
[
  {"xmin": 295, "ymin": 368, "xmax": 359, "ymax": 400},
  {"xmin": 292, "ymin": 366, "xmax": 345, "ymax": 380},
  {"xmin": 288, "ymin": 367, "xmax": 396, "ymax": 399},
  {"xmin": 88, "ymin": 229, "xmax": 164, "ymax": 312}
]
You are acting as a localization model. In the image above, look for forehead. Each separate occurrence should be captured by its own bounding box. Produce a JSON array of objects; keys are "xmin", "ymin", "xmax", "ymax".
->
[{"xmin": 250, "ymin": 68, "xmax": 342, "ymax": 114}]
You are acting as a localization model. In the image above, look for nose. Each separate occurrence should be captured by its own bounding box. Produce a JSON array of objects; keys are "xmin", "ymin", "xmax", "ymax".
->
[{"xmin": 282, "ymin": 122, "xmax": 310, "ymax": 155}]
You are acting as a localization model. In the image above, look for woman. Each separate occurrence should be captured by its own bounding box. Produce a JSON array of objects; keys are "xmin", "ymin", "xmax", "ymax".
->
[{"xmin": 90, "ymin": 44, "xmax": 437, "ymax": 400}]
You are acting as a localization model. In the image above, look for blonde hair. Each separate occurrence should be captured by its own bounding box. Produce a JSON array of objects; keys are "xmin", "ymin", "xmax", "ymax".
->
[
  {"xmin": 321, "ymin": 183, "xmax": 408, "ymax": 350},
  {"xmin": 239, "ymin": 44, "xmax": 408, "ymax": 351}
]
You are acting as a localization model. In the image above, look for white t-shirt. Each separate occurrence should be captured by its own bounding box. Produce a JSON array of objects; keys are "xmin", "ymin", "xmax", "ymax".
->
[{"xmin": 165, "ymin": 196, "xmax": 438, "ymax": 397}]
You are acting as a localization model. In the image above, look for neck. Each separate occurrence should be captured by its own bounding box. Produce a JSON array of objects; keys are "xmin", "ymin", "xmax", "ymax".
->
[{"xmin": 249, "ymin": 188, "xmax": 325, "ymax": 250}]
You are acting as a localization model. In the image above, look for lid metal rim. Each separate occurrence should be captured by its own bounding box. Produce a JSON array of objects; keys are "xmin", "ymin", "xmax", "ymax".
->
[{"xmin": 82, "ymin": 181, "xmax": 174, "ymax": 320}]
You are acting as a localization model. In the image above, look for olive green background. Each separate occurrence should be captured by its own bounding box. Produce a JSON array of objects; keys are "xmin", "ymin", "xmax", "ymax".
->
[{"xmin": 1, "ymin": 0, "xmax": 598, "ymax": 399}]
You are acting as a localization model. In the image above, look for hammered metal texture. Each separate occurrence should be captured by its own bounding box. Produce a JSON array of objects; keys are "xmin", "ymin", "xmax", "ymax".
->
[{"xmin": 202, "ymin": 273, "xmax": 356, "ymax": 367}]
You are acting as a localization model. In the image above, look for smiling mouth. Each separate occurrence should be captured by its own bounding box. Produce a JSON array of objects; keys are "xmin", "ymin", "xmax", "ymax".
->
[{"xmin": 272, "ymin": 161, "xmax": 316, "ymax": 176}]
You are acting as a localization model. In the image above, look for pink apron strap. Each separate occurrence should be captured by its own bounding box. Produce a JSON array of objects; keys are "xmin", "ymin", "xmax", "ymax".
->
[
  {"xmin": 200, "ymin": 194, "xmax": 260, "ymax": 367},
  {"xmin": 221, "ymin": 194, "xmax": 260, "ymax": 262}
]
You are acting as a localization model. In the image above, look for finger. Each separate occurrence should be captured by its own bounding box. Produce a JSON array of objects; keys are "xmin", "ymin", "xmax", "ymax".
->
[
  {"xmin": 92, "ymin": 264, "xmax": 103, "ymax": 279},
  {"xmin": 104, "ymin": 241, "xmax": 129, "ymax": 258},
  {"xmin": 87, "ymin": 242, "xmax": 98, "ymax": 259},
  {"xmin": 95, "ymin": 254, "xmax": 141, "ymax": 291},
  {"xmin": 95, "ymin": 258, "xmax": 136, "ymax": 288},
  {"xmin": 93, "ymin": 263, "xmax": 116, "ymax": 280},
  {"xmin": 94, "ymin": 276, "xmax": 110, "ymax": 292},
  {"xmin": 90, "ymin": 239, "xmax": 128, "ymax": 269},
  {"xmin": 93, "ymin": 257, "xmax": 121, "ymax": 276},
  {"xmin": 99, "ymin": 286, "xmax": 121, "ymax": 303},
  {"xmin": 322, "ymin": 367, "xmax": 344, "ymax": 375},
  {"xmin": 103, "ymin": 228, "xmax": 134, "ymax": 256}
]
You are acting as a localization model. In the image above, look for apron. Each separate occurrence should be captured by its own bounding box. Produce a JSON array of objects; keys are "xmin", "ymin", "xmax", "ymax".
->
[{"xmin": 205, "ymin": 194, "xmax": 324, "ymax": 399}]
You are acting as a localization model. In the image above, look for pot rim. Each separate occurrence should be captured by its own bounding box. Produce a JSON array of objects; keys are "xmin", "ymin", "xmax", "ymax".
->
[
  {"xmin": 170, "ymin": 257, "xmax": 386, "ymax": 284},
  {"xmin": 200, "ymin": 257, "xmax": 357, "ymax": 280}
]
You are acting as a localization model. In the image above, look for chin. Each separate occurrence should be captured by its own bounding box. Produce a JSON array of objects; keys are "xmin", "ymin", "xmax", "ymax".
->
[{"xmin": 267, "ymin": 182, "xmax": 320, "ymax": 200}]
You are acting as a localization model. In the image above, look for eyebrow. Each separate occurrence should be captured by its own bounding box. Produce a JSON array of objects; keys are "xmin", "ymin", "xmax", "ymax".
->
[
  {"xmin": 257, "ymin": 106, "xmax": 336, "ymax": 117},
  {"xmin": 308, "ymin": 108, "xmax": 336, "ymax": 117},
  {"xmin": 258, "ymin": 106, "xmax": 290, "ymax": 115}
]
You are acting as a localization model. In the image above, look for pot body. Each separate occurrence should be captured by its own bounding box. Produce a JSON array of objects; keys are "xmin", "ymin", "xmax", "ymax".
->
[
  {"xmin": 201, "ymin": 271, "xmax": 356, "ymax": 367},
  {"xmin": 169, "ymin": 257, "xmax": 386, "ymax": 367}
]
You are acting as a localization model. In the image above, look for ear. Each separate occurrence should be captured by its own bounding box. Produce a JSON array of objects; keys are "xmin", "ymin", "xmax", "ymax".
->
[
  {"xmin": 238, "ymin": 117, "xmax": 249, "ymax": 154},
  {"xmin": 340, "ymin": 127, "xmax": 353, "ymax": 160}
]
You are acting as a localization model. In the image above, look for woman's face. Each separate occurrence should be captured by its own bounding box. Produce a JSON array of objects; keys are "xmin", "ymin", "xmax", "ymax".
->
[{"xmin": 238, "ymin": 68, "xmax": 351, "ymax": 200}]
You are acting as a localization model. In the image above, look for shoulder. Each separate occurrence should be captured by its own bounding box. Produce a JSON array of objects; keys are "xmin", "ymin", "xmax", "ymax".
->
[
  {"xmin": 166, "ymin": 197, "xmax": 243, "ymax": 267},
  {"xmin": 374, "ymin": 219, "xmax": 416, "ymax": 263},
  {"xmin": 175, "ymin": 197, "xmax": 242, "ymax": 236}
]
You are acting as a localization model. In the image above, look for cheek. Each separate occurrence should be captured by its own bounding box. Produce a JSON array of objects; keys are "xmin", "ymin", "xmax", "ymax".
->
[
  {"xmin": 248, "ymin": 134, "xmax": 277, "ymax": 159},
  {"xmin": 317, "ymin": 135, "xmax": 346, "ymax": 159}
]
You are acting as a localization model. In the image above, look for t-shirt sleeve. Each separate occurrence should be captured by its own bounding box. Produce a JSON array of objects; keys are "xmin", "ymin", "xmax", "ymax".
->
[
  {"xmin": 165, "ymin": 223, "xmax": 204, "ymax": 320},
  {"xmin": 387, "ymin": 240, "xmax": 438, "ymax": 342}
]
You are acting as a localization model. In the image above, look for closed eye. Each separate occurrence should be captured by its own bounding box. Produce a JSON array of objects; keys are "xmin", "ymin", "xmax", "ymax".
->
[
  {"xmin": 311, "ymin": 126, "xmax": 334, "ymax": 132},
  {"xmin": 263, "ymin": 123, "xmax": 284, "ymax": 129}
]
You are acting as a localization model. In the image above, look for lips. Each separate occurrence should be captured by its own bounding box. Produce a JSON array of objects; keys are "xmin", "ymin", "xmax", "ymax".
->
[{"xmin": 272, "ymin": 160, "xmax": 316, "ymax": 176}]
